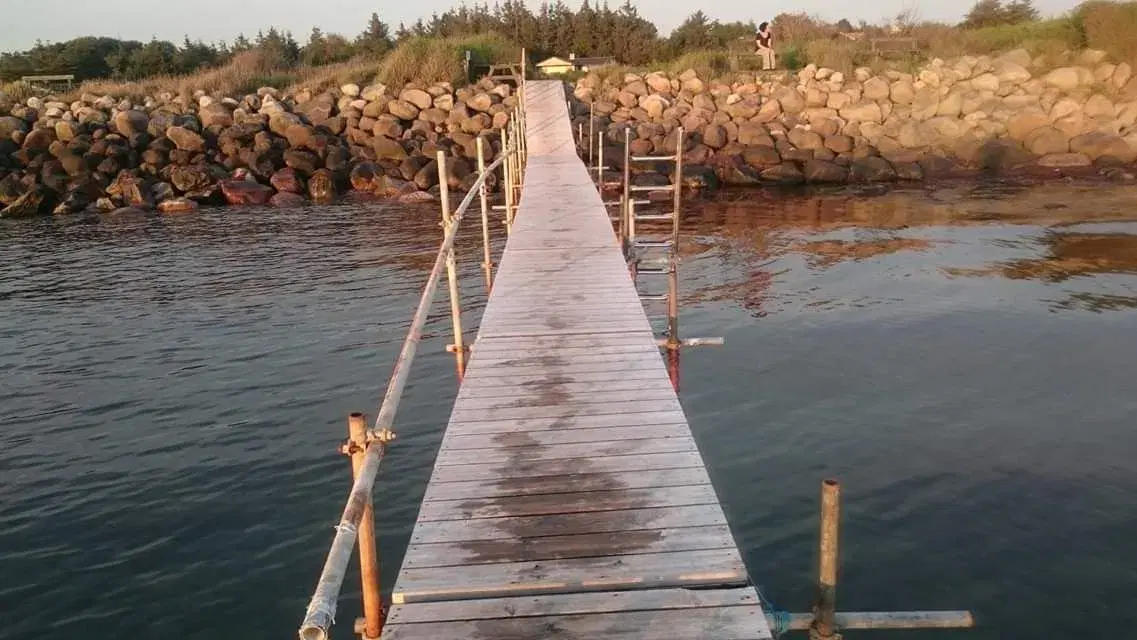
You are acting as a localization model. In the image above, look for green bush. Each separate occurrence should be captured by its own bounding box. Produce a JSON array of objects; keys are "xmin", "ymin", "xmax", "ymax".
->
[{"xmin": 377, "ymin": 34, "xmax": 520, "ymax": 87}]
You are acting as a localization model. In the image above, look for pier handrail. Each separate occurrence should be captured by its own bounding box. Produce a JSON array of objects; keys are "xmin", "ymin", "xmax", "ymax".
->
[{"xmin": 297, "ymin": 144, "xmax": 514, "ymax": 640}]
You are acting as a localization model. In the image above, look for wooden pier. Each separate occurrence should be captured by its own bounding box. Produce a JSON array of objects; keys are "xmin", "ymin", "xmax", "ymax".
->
[{"xmin": 377, "ymin": 80, "xmax": 774, "ymax": 639}]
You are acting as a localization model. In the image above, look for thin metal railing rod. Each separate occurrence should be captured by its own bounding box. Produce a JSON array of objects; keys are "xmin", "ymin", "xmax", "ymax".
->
[{"xmin": 298, "ymin": 149, "xmax": 509, "ymax": 640}]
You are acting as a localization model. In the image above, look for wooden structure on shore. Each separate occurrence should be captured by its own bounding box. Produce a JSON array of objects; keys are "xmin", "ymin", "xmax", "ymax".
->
[{"xmin": 296, "ymin": 68, "xmax": 974, "ymax": 640}]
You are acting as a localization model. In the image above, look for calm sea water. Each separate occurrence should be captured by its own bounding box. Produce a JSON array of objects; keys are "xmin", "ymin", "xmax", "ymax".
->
[{"xmin": 1, "ymin": 182, "xmax": 1136, "ymax": 640}]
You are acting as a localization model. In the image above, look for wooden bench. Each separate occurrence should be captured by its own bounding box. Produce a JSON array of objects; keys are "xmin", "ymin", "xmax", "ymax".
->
[
  {"xmin": 870, "ymin": 38, "xmax": 920, "ymax": 57},
  {"xmin": 20, "ymin": 74, "xmax": 75, "ymax": 91}
]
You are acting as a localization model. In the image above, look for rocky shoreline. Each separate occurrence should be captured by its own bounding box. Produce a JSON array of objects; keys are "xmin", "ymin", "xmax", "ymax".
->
[
  {"xmin": 3, "ymin": 47, "xmax": 1137, "ymax": 218},
  {"xmin": 571, "ymin": 48, "xmax": 1137, "ymax": 188},
  {"xmin": 0, "ymin": 79, "xmax": 518, "ymax": 217}
]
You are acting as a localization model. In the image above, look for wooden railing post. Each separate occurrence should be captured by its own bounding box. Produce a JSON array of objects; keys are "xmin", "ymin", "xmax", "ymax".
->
[
  {"xmin": 476, "ymin": 136, "xmax": 494, "ymax": 292},
  {"xmin": 346, "ymin": 413, "xmax": 383, "ymax": 640},
  {"xmin": 502, "ymin": 127, "xmax": 514, "ymax": 236},
  {"xmin": 437, "ymin": 151, "xmax": 467, "ymax": 381}
]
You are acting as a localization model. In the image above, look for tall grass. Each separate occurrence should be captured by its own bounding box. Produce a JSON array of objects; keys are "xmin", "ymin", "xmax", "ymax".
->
[
  {"xmin": 377, "ymin": 34, "xmax": 519, "ymax": 87},
  {"xmin": 1077, "ymin": 0, "xmax": 1137, "ymax": 63}
]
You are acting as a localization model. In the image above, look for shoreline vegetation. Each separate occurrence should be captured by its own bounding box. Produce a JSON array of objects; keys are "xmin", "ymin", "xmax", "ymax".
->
[{"xmin": 2, "ymin": 1, "xmax": 1137, "ymax": 218}]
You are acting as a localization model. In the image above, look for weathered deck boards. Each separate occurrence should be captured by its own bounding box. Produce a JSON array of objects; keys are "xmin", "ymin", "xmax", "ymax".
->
[{"xmin": 380, "ymin": 80, "xmax": 772, "ymax": 639}]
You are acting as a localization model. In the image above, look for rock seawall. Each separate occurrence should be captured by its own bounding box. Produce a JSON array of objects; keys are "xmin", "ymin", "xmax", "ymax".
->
[
  {"xmin": 571, "ymin": 48, "xmax": 1137, "ymax": 187},
  {"xmin": 0, "ymin": 78, "xmax": 519, "ymax": 217}
]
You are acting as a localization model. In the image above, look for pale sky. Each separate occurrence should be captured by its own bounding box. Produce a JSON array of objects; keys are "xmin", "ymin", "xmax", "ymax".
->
[{"xmin": 1, "ymin": 0, "xmax": 1085, "ymax": 52}]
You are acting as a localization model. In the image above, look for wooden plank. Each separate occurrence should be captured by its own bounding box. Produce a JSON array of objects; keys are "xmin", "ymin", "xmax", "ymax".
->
[
  {"xmin": 445, "ymin": 411, "xmax": 688, "ymax": 434},
  {"xmin": 423, "ymin": 467, "xmax": 714, "ymax": 502},
  {"xmin": 453, "ymin": 378, "xmax": 674, "ymax": 399},
  {"xmin": 454, "ymin": 382, "xmax": 677, "ymax": 408},
  {"xmin": 429, "ymin": 452, "xmax": 705, "ymax": 483},
  {"xmin": 472, "ymin": 333, "xmax": 650, "ymax": 349},
  {"xmin": 409, "ymin": 504, "xmax": 727, "ymax": 544},
  {"xmin": 460, "ymin": 359, "xmax": 667, "ymax": 379},
  {"xmin": 457, "ymin": 368, "xmax": 671, "ymax": 389},
  {"xmin": 381, "ymin": 606, "xmax": 770, "ymax": 639},
  {"xmin": 448, "ymin": 398, "xmax": 684, "ymax": 423},
  {"xmin": 400, "ymin": 525, "xmax": 735, "ymax": 568},
  {"xmin": 439, "ymin": 424, "xmax": 695, "ymax": 451},
  {"xmin": 392, "ymin": 548, "xmax": 749, "ymax": 603},
  {"xmin": 466, "ymin": 345, "xmax": 661, "ymax": 365},
  {"xmin": 417, "ymin": 483, "xmax": 719, "ymax": 521},
  {"xmin": 435, "ymin": 437, "xmax": 696, "ymax": 466},
  {"xmin": 386, "ymin": 586, "xmax": 760, "ymax": 623}
]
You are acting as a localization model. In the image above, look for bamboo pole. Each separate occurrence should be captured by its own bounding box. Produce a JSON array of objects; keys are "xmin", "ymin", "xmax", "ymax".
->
[
  {"xmin": 811, "ymin": 479, "xmax": 842, "ymax": 640},
  {"xmin": 588, "ymin": 101, "xmax": 595, "ymax": 169},
  {"xmin": 511, "ymin": 113, "xmax": 523, "ymax": 220},
  {"xmin": 621, "ymin": 127, "xmax": 631, "ymax": 258},
  {"xmin": 346, "ymin": 413, "xmax": 383, "ymax": 640},
  {"xmin": 476, "ymin": 136, "xmax": 493, "ymax": 292},
  {"xmin": 502, "ymin": 127, "xmax": 513, "ymax": 236},
  {"xmin": 672, "ymin": 126, "xmax": 684, "ymax": 251},
  {"xmin": 597, "ymin": 130, "xmax": 605, "ymax": 187},
  {"xmin": 298, "ymin": 152, "xmax": 508, "ymax": 640},
  {"xmin": 436, "ymin": 151, "xmax": 467, "ymax": 381}
]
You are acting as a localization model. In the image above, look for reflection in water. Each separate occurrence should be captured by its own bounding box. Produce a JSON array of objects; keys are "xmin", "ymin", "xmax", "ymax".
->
[
  {"xmin": 945, "ymin": 233, "xmax": 1137, "ymax": 283},
  {"xmin": 1, "ymin": 180, "xmax": 1137, "ymax": 640},
  {"xmin": 794, "ymin": 238, "xmax": 936, "ymax": 269},
  {"xmin": 639, "ymin": 182, "xmax": 1137, "ymax": 316}
]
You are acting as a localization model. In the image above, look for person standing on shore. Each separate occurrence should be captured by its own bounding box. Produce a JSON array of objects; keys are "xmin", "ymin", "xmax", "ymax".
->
[{"xmin": 756, "ymin": 21, "xmax": 775, "ymax": 70}]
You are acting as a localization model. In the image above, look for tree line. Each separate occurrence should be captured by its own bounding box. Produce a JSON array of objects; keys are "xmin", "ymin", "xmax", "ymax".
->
[{"xmin": 1, "ymin": 0, "xmax": 1046, "ymax": 83}]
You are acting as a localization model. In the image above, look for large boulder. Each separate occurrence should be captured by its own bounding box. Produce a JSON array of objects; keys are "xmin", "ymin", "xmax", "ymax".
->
[
  {"xmin": 220, "ymin": 179, "xmax": 274, "ymax": 205},
  {"xmin": 170, "ymin": 165, "xmax": 216, "ymax": 194},
  {"xmin": 0, "ymin": 116, "xmax": 29, "ymax": 139},
  {"xmin": 0, "ymin": 186, "xmax": 49, "ymax": 218},
  {"xmin": 1042, "ymin": 67, "xmax": 1088, "ymax": 92},
  {"xmin": 991, "ymin": 60, "xmax": 1031, "ymax": 85},
  {"xmin": 400, "ymin": 88, "xmax": 433, "ymax": 111},
  {"xmin": 350, "ymin": 161, "xmax": 383, "ymax": 191},
  {"xmin": 200, "ymin": 103, "xmax": 234, "ymax": 129},
  {"xmin": 270, "ymin": 167, "xmax": 305, "ymax": 193},
  {"xmin": 1070, "ymin": 132, "xmax": 1136, "ymax": 162},
  {"xmin": 1084, "ymin": 94, "xmax": 1115, "ymax": 120},
  {"xmin": 840, "ymin": 101, "xmax": 884, "ymax": 123},
  {"xmin": 754, "ymin": 99, "xmax": 783, "ymax": 123},
  {"xmin": 283, "ymin": 149, "xmax": 322, "ymax": 175},
  {"xmin": 849, "ymin": 156, "xmax": 897, "ymax": 182},
  {"xmin": 467, "ymin": 92, "xmax": 494, "ymax": 113},
  {"xmin": 804, "ymin": 159, "xmax": 850, "ymax": 183},
  {"xmin": 774, "ymin": 87, "xmax": 805, "ymax": 115},
  {"xmin": 702, "ymin": 124, "xmax": 728, "ymax": 149},
  {"xmin": 308, "ymin": 168, "xmax": 336, "ymax": 202},
  {"xmin": 1007, "ymin": 108, "xmax": 1050, "ymax": 141},
  {"xmin": 862, "ymin": 76, "xmax": 891, "ymax": 102},
  {"xmin": 387, "ymin": 100, "xmax": 420, "ymax": 121},
  {"xmin": 113, "ymin": 110, "xmax": 149, "ymax": 137},
  {"xmin": 760, "ymin": 162, "xmax": 805, "ymax": 183},
  {"xmin": 166, "ymin": 126, "xmax": 206, "ymax": 152},
  {"xmin": 1025, "ymin": 126, "xmax": 1069, "ymax": 155}
]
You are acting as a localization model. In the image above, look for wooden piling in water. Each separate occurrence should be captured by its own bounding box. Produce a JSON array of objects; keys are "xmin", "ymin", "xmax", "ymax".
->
[
  {"xmin": 812, "ymin": 479, "xmax": 842, "ymax": 640},
  {"xmin": 347, "ymin": 413, "xmax": 383, "ymax": 640}
]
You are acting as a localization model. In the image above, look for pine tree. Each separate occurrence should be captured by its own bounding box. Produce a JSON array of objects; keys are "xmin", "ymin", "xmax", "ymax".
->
[{"xmin": 357, "ymin": 12, "xmax": 394, "ymax": 55}]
